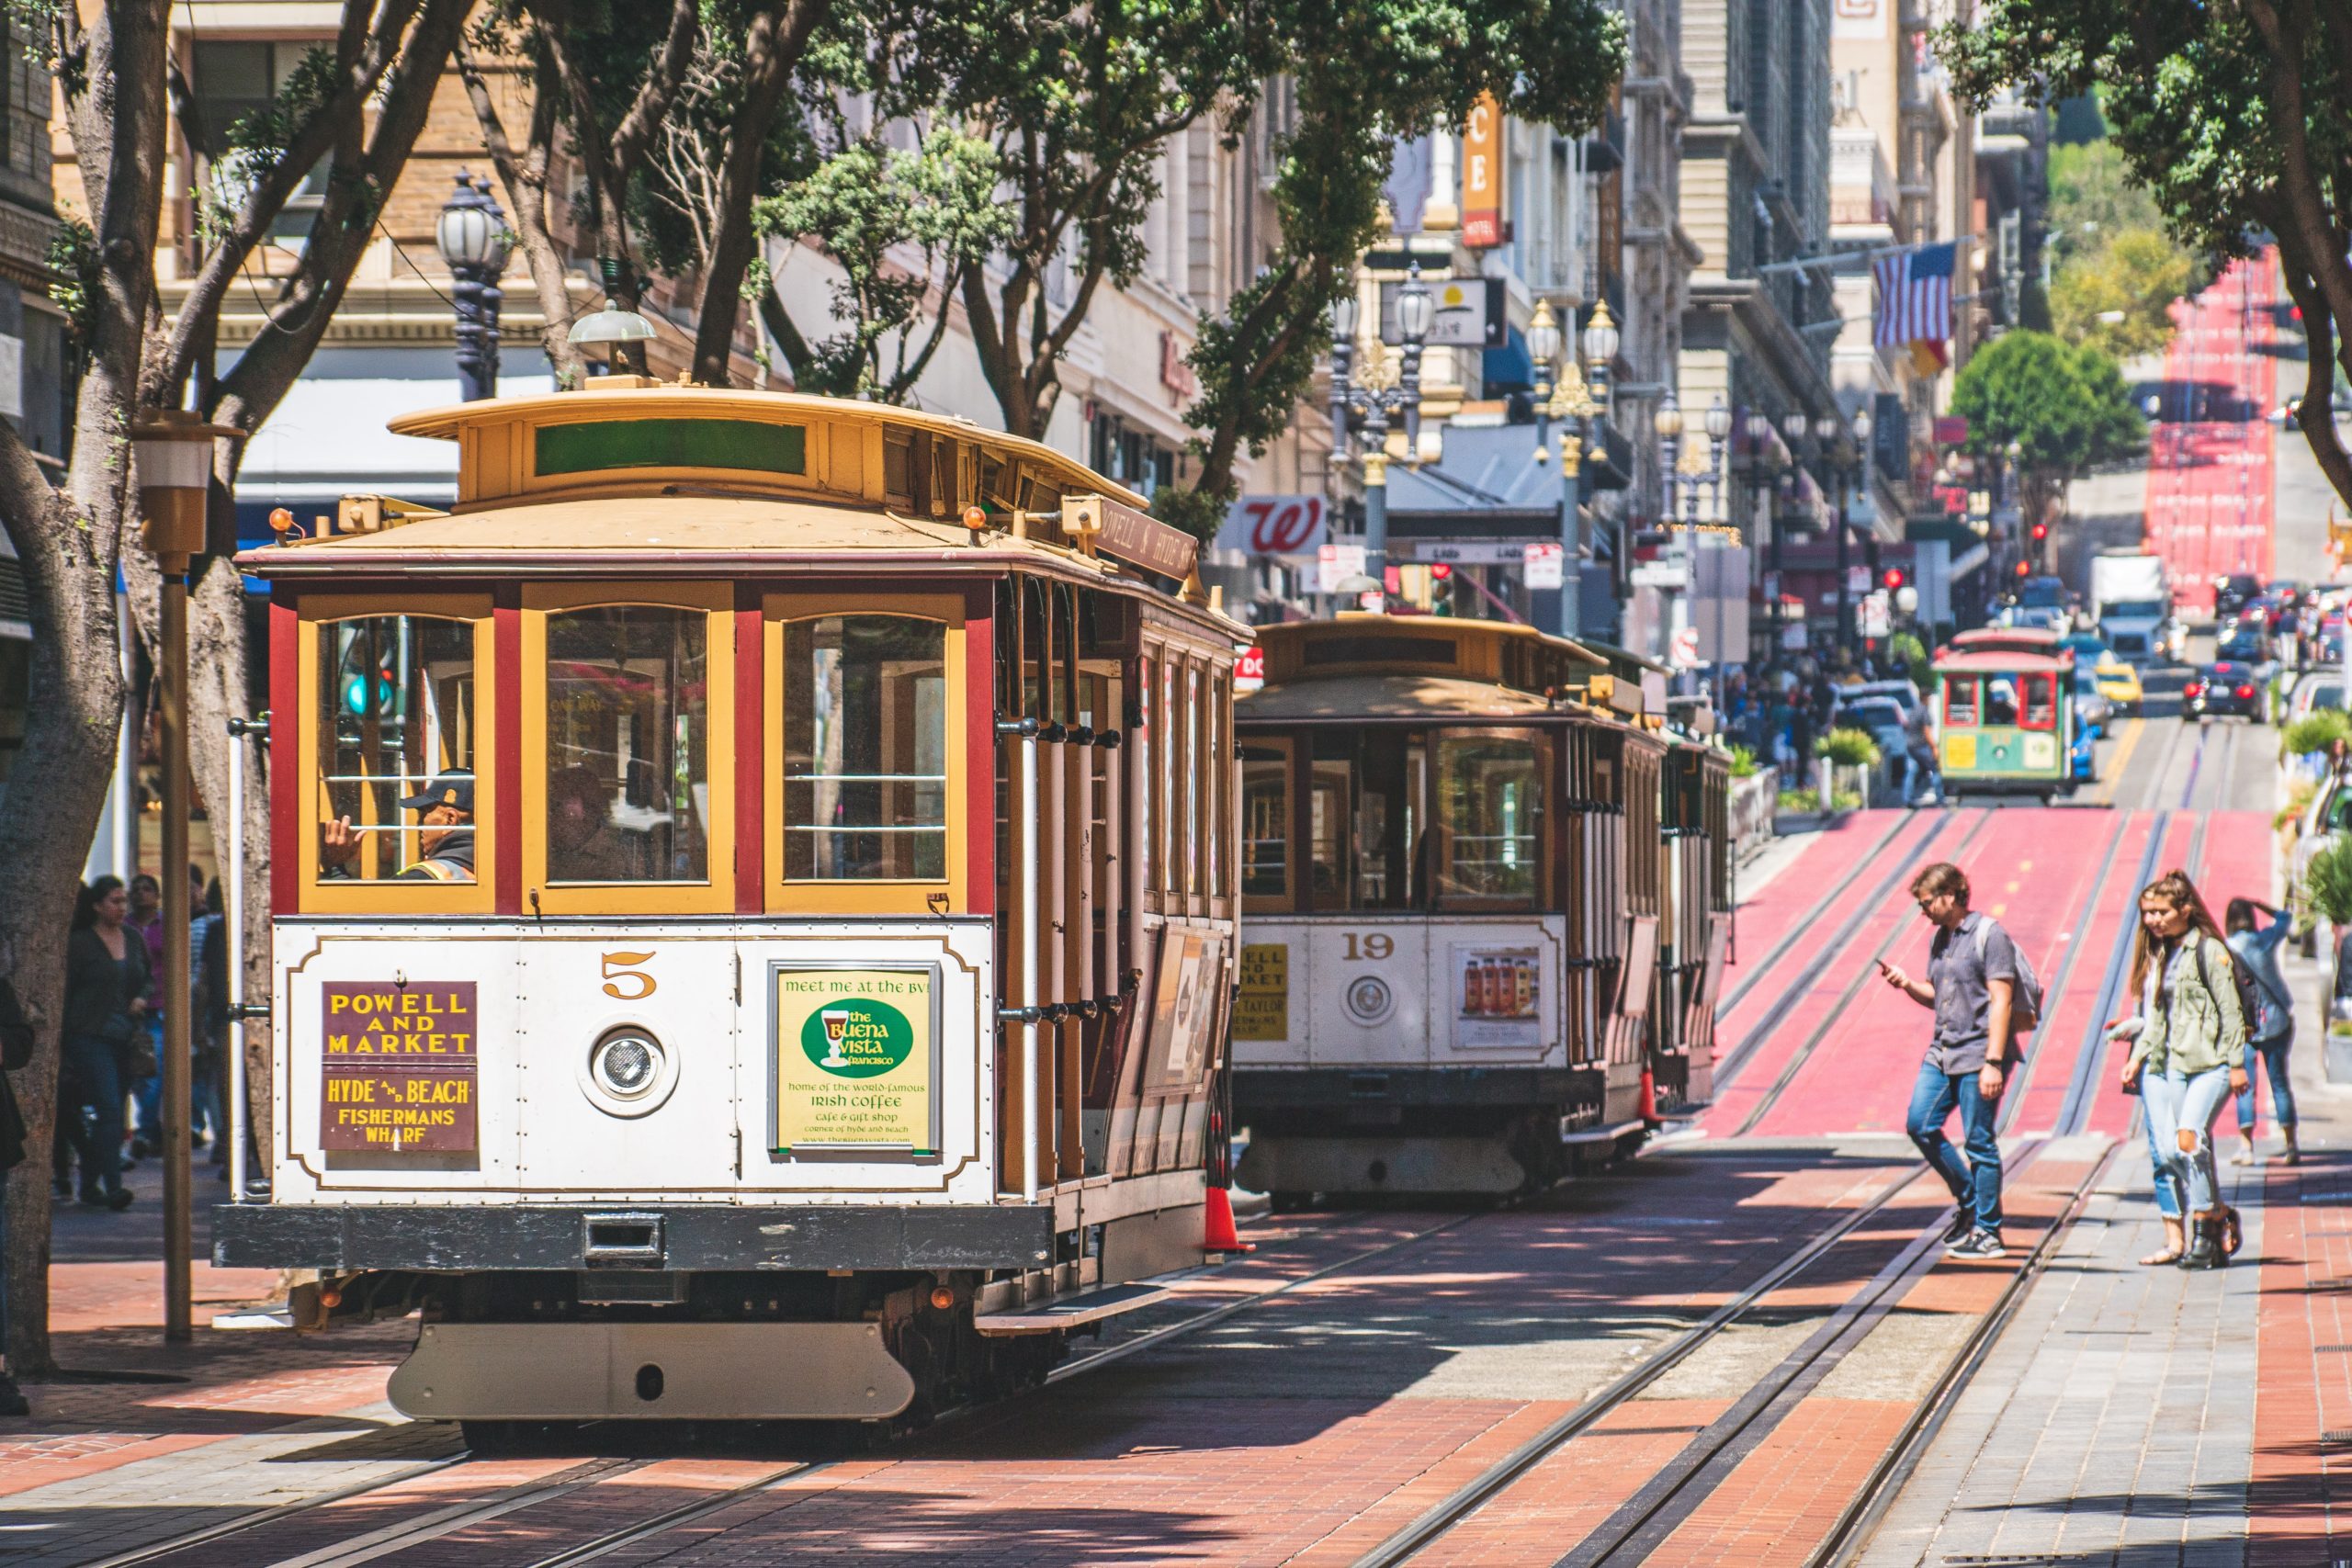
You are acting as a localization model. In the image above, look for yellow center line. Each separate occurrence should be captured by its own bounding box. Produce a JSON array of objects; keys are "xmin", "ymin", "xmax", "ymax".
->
[{"xmin": 2096, "ymin": 716, "xmax": 2145, "ymax": 804}]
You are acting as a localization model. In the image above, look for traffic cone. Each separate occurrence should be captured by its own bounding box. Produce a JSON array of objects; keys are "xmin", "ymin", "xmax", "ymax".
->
[
  {"xmin": 1204, "ymin": 1187, "xmax": 1253, "ymax": 1253},
  {"xmin": 1638, "ymin": 1067, "xmax": 1658, "ymax": 1123}
]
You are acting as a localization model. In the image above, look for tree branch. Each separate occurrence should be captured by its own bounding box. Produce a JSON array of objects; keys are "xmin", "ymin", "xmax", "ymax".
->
[{"xmin": 458, "ymin": 41, "xmax": 584, "ymax": 386}]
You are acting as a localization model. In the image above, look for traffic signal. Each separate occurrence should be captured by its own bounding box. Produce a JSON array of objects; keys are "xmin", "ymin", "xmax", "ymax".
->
[
  {"xmin": 2030, "ymin": 521, "xmax": 2048, "ymax": 542},
  {"xmin": 1882, "ymin": 567, "xmax": 1905, "ymax": 591},
  {"xmin": 2014, "ymin": 558, "xmax": 2030, "ymax": 578}
]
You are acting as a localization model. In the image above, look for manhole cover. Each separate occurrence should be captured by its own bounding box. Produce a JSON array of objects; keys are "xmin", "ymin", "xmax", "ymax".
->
[{"xmin": 2324, "ymin": 1429, "xmax": 2352, "ymax": 1444}]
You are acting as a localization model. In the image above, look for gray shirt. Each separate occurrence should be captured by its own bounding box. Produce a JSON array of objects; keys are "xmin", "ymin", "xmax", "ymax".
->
[{"xmin": 1925, "ymin": 911, "xmax": 2018, "ymax": 1074}]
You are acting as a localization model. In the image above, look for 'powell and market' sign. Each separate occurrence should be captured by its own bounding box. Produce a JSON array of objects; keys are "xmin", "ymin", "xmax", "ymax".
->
[{"xmin": 319, "ymin": 981, "xmax": 478, "ymax": 1153}]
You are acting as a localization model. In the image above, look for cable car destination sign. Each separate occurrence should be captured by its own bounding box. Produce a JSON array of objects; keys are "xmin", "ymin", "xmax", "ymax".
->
[
  {"xmin": 771, "ymin": 964, "xmax": 940, "ymax": 1155},
  {"xmin": 319, "ymin": 981, "xmax": 478, "ymax": 1152}
]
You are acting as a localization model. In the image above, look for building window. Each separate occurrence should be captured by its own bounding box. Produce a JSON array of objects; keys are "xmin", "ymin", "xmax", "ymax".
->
[
  {"xmin": 1088, "ymin": 411, "xmax": 1176, "ymax": 499},
  {"xmin": 190, "ymin": 40, "xmax": 332, "ymax": 240}
]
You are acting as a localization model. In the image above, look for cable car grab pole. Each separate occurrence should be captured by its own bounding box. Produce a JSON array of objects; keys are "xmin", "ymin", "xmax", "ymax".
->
[
  {"xmin": 227, "ymin": 719, "xmax": 244, "ymax": 1202},
  {"xmin": 1020, "ymin": 725, "xmax": 1040, "ymax": 1203}
]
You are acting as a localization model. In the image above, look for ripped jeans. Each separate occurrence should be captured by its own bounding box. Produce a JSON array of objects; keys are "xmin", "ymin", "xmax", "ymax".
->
[{"xmin": 2143, "ymin": 1065, "xmax": 2233, "ymax": 1216}]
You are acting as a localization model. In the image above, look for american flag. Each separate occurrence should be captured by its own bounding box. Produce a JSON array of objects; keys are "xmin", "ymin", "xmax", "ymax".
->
[{"xmin": 1873, "ymin": 241, "xmax": 1956, "ymax": 350}]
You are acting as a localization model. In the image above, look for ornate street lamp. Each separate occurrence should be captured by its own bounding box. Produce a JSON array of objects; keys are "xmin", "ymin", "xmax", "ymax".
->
[
  {"xmin": 1328, "ymin": 262, "xmax": 1432, "ymax": 602},
  {"xmin": 570, "ymin": 256, "xmax": 659, "ymax": 378},
  {"xmin": 435, "ymin": 174, "xmax": 514, "ymax": 402},
  {"xmin": 1654, "ymin": 391, "xmax": 1684, "ymax": 522},
  {"xmin": 1532, "ymin": 302, "xmax": 1603, "ymax": 640},
  {"xmin": 131, "ymin": 410, "xmax": 243, "ymax": 1343}
]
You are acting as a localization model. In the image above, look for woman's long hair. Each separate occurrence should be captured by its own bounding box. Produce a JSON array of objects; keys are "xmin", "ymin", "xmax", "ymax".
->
[
  {"xmin": 2127, "ymin": 869, "xmax": 2224, "ymax": 1000},
  {"xmin": 72, "ymin": 874, "xmax": 125, "ymax": 932},
  {"xmin": 2223, "ymin": 897, "xmax": 2260, "ymax": 936}
]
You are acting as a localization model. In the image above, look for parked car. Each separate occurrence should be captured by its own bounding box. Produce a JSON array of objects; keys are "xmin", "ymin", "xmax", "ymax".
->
[
  {"xmin": 2216, "ymin": 620, "xmax": 2275, "ymax": 667},
  {"xmin": 2184, "ymin": 660, "xmax": 2264, "ymax": 719},
  {"xmin": 2074, "ymin": 666, "xmax": 2115, "ymax": 733},
  {"xmin": 2290, "ymin": 672, "xmax": 2347, "ymax": 727},
  {"xmin": 2215, "ymin": 573, "xmax": 2265, "ymax": 619},
  {"xmin": 1833, "ymin": 679, "xmax": 1926, "ymax": 729}
]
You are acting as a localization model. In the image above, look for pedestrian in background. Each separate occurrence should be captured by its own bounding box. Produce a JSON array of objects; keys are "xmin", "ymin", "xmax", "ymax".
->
[
  {"xmin": 198, "ymin": 878, "xmax": 231, "ymax": 1177},
  {"xmin": 62, "ymin": 876, "xmax": 149, "ymax": 1210},
  {"xmin": 126, "ymin": 872, "xmax": 162, "ymax": 1162},
  {"xmin": 2115, "ymin": 871, "xmax": 2247, "ymax": 1270},
  {"xmin": 2223, "ymin": 897, "xmax": 2298, "ymax": 1167},
  {"xmin": 1878, "ymin": 861, "xmax": 2018, "ymax": 1258}
]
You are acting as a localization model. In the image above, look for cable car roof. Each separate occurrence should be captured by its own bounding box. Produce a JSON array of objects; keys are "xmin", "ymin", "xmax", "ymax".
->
[
  {"xmin": 1238, "ymin": 671, "xmax": 1561, "ymax": 721},
  {"xmin": 1931, "ymin": 649, "xmax": 2071, "ymax": 672}
]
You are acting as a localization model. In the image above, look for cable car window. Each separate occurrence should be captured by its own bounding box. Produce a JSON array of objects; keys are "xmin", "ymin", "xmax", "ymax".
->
[
  {"xmin": 535, "ymin": 418, "xmax": 805, "ymax": 478},
  {"xmin": 1185, "ymin": 662, "xmax": 1204, "ymax": 899},
  {"xmin": 1240, "ymin": 740, "xmax": 1292, "ymax": 908},
  {"xmin": 1136, "ymin": 651, "xmax": 1155, "ymax": 898},
  {"xmin": 544, "ymin": 606, "xmax": 710, "ymax": 883},
  {"xmin": 1944, "ymin": 676, "xmax": 1979, "ymax": 728},
  {"xmin": 314, "ymin": 615, "xmax": 479, "ymax": 883},
  {"xmin": 2019, "ymin": 672, "xmax": 2056, "ymax": 729},
  {"xmin": 1160, "ymin": 655, "xmax": 1182, "ymax": 898},
  {"xmin": 1311, "ymin": 728, "xmax": 1423, "ymax": 909},
  {"xmin": 1436, "ymin": 732, "xmax": 1548, "ymax": 907},
  {"xmin": 1984, "ymin": 676, "xmax": 2019, "ymax": 728},
  {"xmin": 1307, "ymin": 757, "xmax": 1348, "ymax": 909},
  {"xmin": 784, "ymin": 615, "xmax": 948, "ymax": 879}
]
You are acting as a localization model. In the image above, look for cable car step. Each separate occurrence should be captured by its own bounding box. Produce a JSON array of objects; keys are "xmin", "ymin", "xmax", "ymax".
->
[
  {"xmin": 973, "ymin": 1281, "xmax": 1173, "ymax": 1337},
  {"xmin": 1558, "ymin": 1117, "xmax": 1646, "ymax": 1145}
]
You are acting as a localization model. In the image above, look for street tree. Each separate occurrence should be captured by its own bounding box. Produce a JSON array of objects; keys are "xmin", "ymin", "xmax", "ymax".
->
[
  {"xmin": 1161, "ymin": 0, "xmax": 1627, "ymax": 540},
  {"xmin": 1950, "ymin": 331, "xmax": 2144, "ymax": 533},
  {"xmin": 1939, "ymin": 1, "xmax": 2352, "ymax": 515},
  {"xmin": 0, "ymin": 0, "xmax": 467, "ymax": 1375},
  {"xmin": 2051, "ymin": 228, "xmax": 2194, "ymax": 360}
]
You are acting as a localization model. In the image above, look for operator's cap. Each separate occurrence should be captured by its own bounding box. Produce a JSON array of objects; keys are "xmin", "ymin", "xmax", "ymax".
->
[{"xmin": 398, "ymin": 771, "xmax": 474, "ymax": 816}]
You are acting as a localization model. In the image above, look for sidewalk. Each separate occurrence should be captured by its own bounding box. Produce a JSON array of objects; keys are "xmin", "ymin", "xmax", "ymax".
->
[{"xmin": 1859, "ymin": 912, "xmax": 2352, "ymax": 1564}]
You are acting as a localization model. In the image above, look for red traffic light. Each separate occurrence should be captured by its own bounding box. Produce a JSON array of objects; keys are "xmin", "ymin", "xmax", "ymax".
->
[
  {"xmin": 2030, "ymin": 522, "xmax": 2049, "ymax": 541},
  {"xmin": 2014, "ymin": 559, "xmax": 2030, "ymax": 577},
  {"xmin": 1430, "ymin": 562, "xmax": 1453, "ymax": 581},
  {"xmin": 1882, "ymin": 568, "xmax": 1905, "ymax": 591}
]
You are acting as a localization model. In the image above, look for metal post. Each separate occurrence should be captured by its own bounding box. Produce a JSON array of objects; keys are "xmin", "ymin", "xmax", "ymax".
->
[
  {"xmin": 1835, "ymin": 465, "xmax": 1853, "ymax": 657},
  {"xmin": 161, "ymin": 570, "xmax": 191, "ymax": 1341},
  {"xmin": 1363, "ymin": 451, "xmax": 1390, "ymax": 597},
  {"xmin": 1560, "ymin": 429, "xmax": 1584, "ymax": 641},
  {"xmin": 1018, "ymin": 727, "xmax": 1040, "ymax": 1204},
  {"xmin": 452, "ymin": 268, "xmax": 488, "ymax": 403}
]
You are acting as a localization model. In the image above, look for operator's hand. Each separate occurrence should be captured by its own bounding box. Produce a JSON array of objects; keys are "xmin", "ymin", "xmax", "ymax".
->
[
  {"xmin": 1978, "ymin": 1063, "xmax": 2006, "ymax": 1099},
  {"xmin": 320, "ymin": 814, "xmax": 360, "ymax": 866}
]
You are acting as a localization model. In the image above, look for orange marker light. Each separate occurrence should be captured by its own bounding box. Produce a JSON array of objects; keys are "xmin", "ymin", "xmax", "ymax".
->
[
  {"xmin": 267, "ymin": 506, "xmax": 296, "ymax": 536},
  {"xmin": 962, "ymin": 504, "xmax": 988, "ymax": 532},
  {"xmin": 929, "ymin": 1286, "xmax": 956, "ymax": 1311}
]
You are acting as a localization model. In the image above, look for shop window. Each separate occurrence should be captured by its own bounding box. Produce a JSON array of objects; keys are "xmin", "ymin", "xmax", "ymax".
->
[
  {"xmin": 543, "ymin": 605, "xmax": 710, "ymax": 884},
  {"xmin": 783, "ymin": 615, "xmax": 948, "ymax": 879}
]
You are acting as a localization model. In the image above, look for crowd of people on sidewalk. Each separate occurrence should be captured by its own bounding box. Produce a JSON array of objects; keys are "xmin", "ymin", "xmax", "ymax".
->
[
  {"xmin": 51, "ymin": 869, "xmax": 236, "ymax": 1212},
  {"xmin": 1883, "ymin": 861, "xmax": 2299, "ymax": 1272},
  {"xmin": 1718, "ymin": 649, "xmax": 1939, "ymax": 800}
]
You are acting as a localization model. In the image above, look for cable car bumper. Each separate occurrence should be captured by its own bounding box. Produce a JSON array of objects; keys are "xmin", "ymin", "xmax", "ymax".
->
[{"xmin": 213, "ymin": 1201, "xmax": 1055, "ymax": 1273}]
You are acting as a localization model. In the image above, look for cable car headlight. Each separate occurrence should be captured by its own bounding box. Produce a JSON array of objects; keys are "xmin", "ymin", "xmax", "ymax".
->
[{"xmin": 581, "ymin": 1026, "xmax": 678, "ymax": 1118}]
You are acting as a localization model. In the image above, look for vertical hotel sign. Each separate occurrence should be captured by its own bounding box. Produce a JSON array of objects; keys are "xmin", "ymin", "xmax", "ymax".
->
[
  {"xmin": 772, "ymin": 964, "xmax": 938, "ymax": 1153},
  {"xmin": 1462, "ymin": 93, "xmax": 1504, "ymax": 249},
  {"xmin": 320, "ymin": 981, "xmax": 478, "ymax": 1151}
]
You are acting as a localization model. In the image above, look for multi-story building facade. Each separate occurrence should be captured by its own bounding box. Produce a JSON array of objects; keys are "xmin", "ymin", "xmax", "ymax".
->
[{"xmin": 0, "ymin": 17, "xmax": 64, "ymax": 801}]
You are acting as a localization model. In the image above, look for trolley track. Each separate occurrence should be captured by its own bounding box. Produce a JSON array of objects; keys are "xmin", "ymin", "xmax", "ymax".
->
[
  {"xmin": 1710, "ymin": 810, "xmax": 1978, "ymax": 1096},
  {"xmin": 1718, "ymin": 812, "xmax": 1916, "ymax": 1015}
]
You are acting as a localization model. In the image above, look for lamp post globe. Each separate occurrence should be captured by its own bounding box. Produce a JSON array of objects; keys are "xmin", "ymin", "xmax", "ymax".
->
[
  {"xmin": 1331, "ymin": 289, "xmax": 1360, "ymax": 344},
  {"xmin": 1653, "ymin": 394, "xmax": 1683, "ymax": 440},
  {"xmin": 1525, "ymin": 300, "xmax": 1562, "ymax": 378},
  {"xmin": 1704, "ymin": 396, "xmax": 1731, "ymax": 441},
  {"xmin": 1746, "ymin": 411, "xmax": 1771, "ymax": 446},
  {"xmin": 1782, "ymin": 412, "xmax": 1809, "ymax": 445},
  {"xmin": 1396, "ymin": 263, "xmax": 1435, "ymax": 344},
  {"xmin": 1580, "ymin": 299, "xmax": 1619, "ymax": 370},
  {"xmin": 437, "ymin": 174, "xmax": 512, "ymax": 402}
]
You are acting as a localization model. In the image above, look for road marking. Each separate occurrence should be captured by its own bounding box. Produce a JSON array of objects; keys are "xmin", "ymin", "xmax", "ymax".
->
[{"xmin": 2097, "ymin": 716, "xmax": 2145, "ymax": 802}]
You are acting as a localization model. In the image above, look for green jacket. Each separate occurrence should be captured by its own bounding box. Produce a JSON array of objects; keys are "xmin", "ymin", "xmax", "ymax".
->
[{"xmin": 2128, "ymin": 929, "xmax": 2246, "ymax": 1078}]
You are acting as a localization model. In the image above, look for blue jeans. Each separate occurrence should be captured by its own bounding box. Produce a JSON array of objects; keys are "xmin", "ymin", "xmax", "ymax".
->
[
  {"xmin": 2234, "ymin": 1036, "xmax": 2297, "ymax": 1133},
  {"xmin": 60, "ymin": 1031, "xmax": 125, "ymax": 1197},
  {"xmin": 2145, "ymin": 1065, "xmax": 2233, "ymax": 1215},
  {"xmin": 2143, "ymin": 1098, "xmax": 2181, "ymax": 1218},
  {"xmin": 1907, "ymin": 1058, "xmax": 2004, "ymax": 1231}
]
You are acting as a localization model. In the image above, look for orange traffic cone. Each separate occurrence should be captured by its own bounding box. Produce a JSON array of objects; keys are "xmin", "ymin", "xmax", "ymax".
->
[
  {"xmin": 1204, "ymin": 1187, "xmax": 1254, "ymax": 1253},
  {"xmin": 1638, "ymin": 1067, "xmax": 1658, "ymax": 1123}
]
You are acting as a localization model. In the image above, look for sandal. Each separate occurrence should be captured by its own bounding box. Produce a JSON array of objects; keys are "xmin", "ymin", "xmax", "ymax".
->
[{"xmin": 2140, "ymin": 1247, "xmax": 2183, "ymax": 1266}]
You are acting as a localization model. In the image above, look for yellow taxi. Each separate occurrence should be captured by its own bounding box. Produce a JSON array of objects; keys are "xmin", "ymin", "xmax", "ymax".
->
[{"xmin": 2094, "ymin": 654, "xmax": 2143, "ymax": 714}]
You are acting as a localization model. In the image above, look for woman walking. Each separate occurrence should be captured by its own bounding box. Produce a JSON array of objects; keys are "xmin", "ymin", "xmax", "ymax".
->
[
  {"xmin": 2116, "ymin": 871, "xmax": 2248, "ymax": 1270},
  {"xmin": 2223, "ymin": 897, "xmax": 2298, "ymax": 1167},
  {"xmin": 62, "ymin": 875, "xmax": 151, "ymax": 1210}
]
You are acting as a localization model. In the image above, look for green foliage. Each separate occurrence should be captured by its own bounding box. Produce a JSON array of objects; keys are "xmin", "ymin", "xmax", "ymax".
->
[
  {"xmin": 44, "ymin": 217, "xmax": 96, "ymax": 347},
  {"xmin": 1815, "ymin": 727, "xmax": 1883, "ymax": 768},
  {"xmin": 1726, "ymin": 743, "xmax": 1760, "ymax": 779},
  {"xmin": 1890, "ymin": 631, "xmax": 1931, "ymax": 692},
  {"xmin": 2052, "ymin": 229, "xmax": 2193, "ymax": 360},
  {"xmin": 2283, "ymin": 708, "xmax": 2352, "ymax": 758},
  {"xmin": 1951, "ymin": 331, "xmax": 2143, "ymax": 476},
  {"xmin": 2306, "ymin": 835, "xmax": 2352, "ymax": 929},
  {"xmin": 752, "ymin": 130, "xmax": 1009, "ymax": 401},
  {"xmin": 2046, "ymin": 141, "xmax": 2171, "ymax": 262}
]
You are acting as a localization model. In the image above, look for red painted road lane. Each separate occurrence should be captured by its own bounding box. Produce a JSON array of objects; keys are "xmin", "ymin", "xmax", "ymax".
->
[
  {"xmin": 1718, "ymin": 811, "xmax": 1944, "ymax": 1040},
  {"xmin": 1736, "ymin": 808, "xmax": 2118, "ymax": 1140},
  {"xmin": 2251, "ymin": 1156, "xmax": 2352, "ymax": 1565},
  {"xmin": 1709, "ymin": 811, "xmax": 1990, "ymax": 1131},
  {"xmin": 2079, "ymin": 810, "xmax": 2233, "ymax": 1141},
  {"xmin": 2002, "ymin": 810, "xmax": 2162, "ymax": 1135},
  {"xmin": 2146, "ymin": 253, "xmax": 2278, "ymax": 615}
]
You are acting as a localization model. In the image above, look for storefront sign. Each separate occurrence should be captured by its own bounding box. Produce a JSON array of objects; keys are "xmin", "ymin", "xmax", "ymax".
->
[
  {"xmin": 1236, "ymin": 646, "xmax": 1266, "ymax": 693},
  {"xmin": 1217, "ymin": 494, "xmax": 1328, "ymax": 558},
  {"xmin": 1462, "ymin": 93, "xmax": 1505, "ymax": 249},
  {"xmin": 1233, "ymin": 943, "xmax": 1289, "ymax": 1041},
  {"xmin": 1452, "ymin": 945, "xmax": 1542, "ymax": 1048},
  {"xmin": 1317, "ymin": 542, "xmax": 1367, "ymax": 593},
  {"xmin": 771, "ymin": 964, "xmax": 937, "ymax": 1153},
  {"xmin": 320, "ymin": 980, "xmax": 478, "ymax": 1152}
]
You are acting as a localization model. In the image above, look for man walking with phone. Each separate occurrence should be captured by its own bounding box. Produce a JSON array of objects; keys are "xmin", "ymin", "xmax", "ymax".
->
[{"xmin": 1878, "ymin": 862, "xmax": 2024, "ymax": 1258}]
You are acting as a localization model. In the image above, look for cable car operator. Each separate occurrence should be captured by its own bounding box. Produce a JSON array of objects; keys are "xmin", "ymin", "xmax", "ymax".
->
[{"xmin": 320, "ymin": 772, "xmax": 476, "ymax": 884}]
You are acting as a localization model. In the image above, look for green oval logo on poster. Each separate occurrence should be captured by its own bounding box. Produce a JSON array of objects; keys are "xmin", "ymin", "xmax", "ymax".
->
[{"xmin": 801, "ymin": 998, "xmax": 915, "ymax": 1078}]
